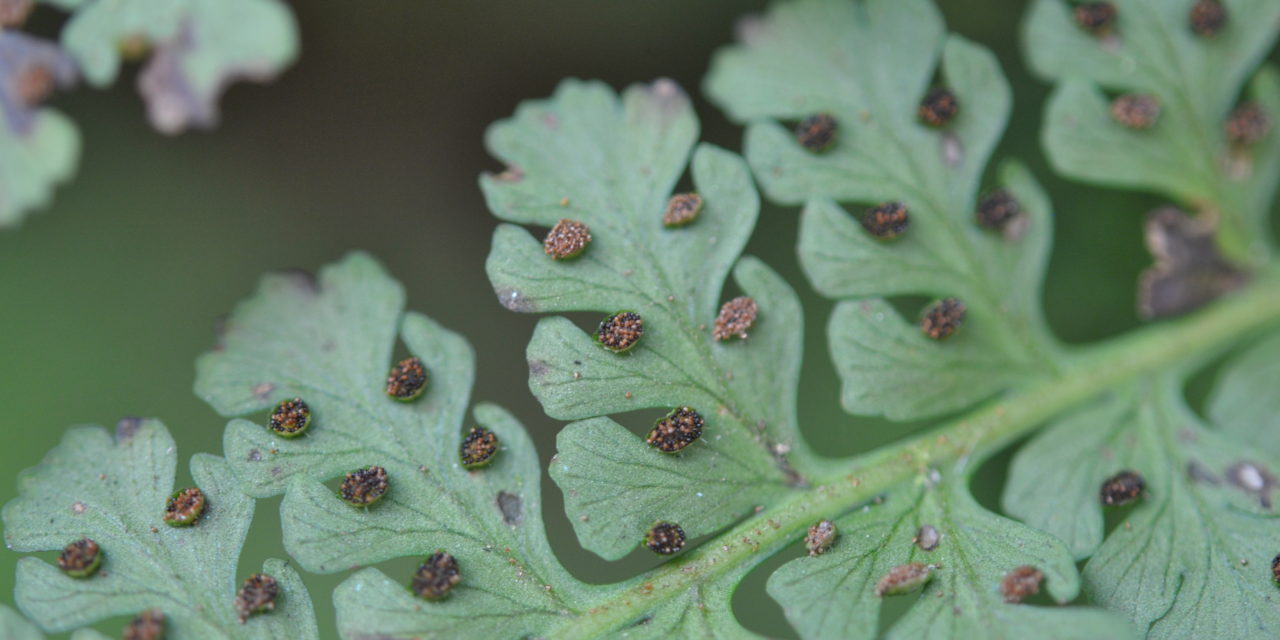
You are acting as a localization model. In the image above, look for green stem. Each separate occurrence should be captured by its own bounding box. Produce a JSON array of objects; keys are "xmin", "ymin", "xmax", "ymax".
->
[{"xmin": 549, "ymin": 269, "xmax": 1280, "ymax": 639}]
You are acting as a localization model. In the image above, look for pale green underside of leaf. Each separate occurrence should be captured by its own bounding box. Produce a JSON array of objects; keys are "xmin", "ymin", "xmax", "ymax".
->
[
  {"xmin": 1207, "ymin": 331, "xmax": 1280, "ymax": 459},
  {"xmin": 1, "ymin": 419, "xmax": 316, "ymax": 638},
  {"xmin": 1028, "ymin": 0, "xmax": 1280, "ymax": 259},
  {"xmin": 0, "ymin": 110, "xmax": 80, "ymax": 228},
  {"xmin": 768, "ymin": 473, "xmax": 1134, "ymax": 640},
  {"xmin": 61, "ymin": 0, "xmax": 298, "ymax": 132},
  {"xmin": 0, "ymin": 604, "xmax": 110, "ymax": 640},
  {"xmin": 483, "ymin": 79, "xmax": 822, "ymax": 560},
  {"xmin": 706, "ymin": 0, "xmax": 1060, "ymax": 422},
  {"xmin": 1004, "ymin": 376, "xmax": 1280, "ymax": 638},
  {"xmin": 196, "ymin": 253, "xmax": 608, "ymax": 638}
]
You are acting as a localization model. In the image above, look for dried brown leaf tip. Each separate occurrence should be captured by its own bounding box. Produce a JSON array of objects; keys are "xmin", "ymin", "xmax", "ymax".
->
[
  {"xmin": 596, "ymin": 311, "xmax": 644, "ymax": 353},
  {"xmin": 805, "ymin": 519, "xmax": 837, "ymax": 556},
  {"xmin": 861, "ymin": 201, "xmax": 910, "ymax": 240},
  {"xmin": 460, "ymin": 427, "xmax": 500, "ymax": 469},
  {"xmin": 918, "ymin": 87, "xmax": 959, "ymax": 128},
  {"xmin": 163, "ymin": 487, "xmax": 206, "ymax": 527},
  {"xmin": 1099, "ymin": 469, "xmax": 1145, "ymax": 506},
  {"xmin": 1225, "ymin": 102, "xmax": 1272, "ymax": 146},
  {"xmin": 340, "ymin": 465, "xmax": 389, "ymax": 506},
  {"xmin": 1189, "ymin": 0, "xmax": 1227, "ymax": 37},
  {"xmin": 1073, "ymin": 2, "xmax": 1117, "ymax": 36},
  {"xmin": 975, "ymin": 189, "xmax": 1025, "ymax": 237},
  {"xmin": 0, "ymin": 0, "xmax": 33, "ymax": 29},
  {"xmin": 234, "ymin": 573, "xmax": 279, "ymax": 623},
  {"xmin": 123, "ymin": 609, "xmax": 165, "ymax": 640},
  {"xmin": 921, "ymin": 298, "xmax": 966, "ymax": 340},
  {"xmin": 875, "ymin": 562, "xmax": 938, "ymax": 596},
  {"xmin": 795, "ymin": 113, "xmax": 837, "ymax": 152},
  {"xmin": 57, "ymin": 537, "xmax": 102, "ymax": 578},
  {"xmin": 1001, "ymin": 565, "xmax": 1044, "ymax": 604},
  {"xmin": 544, "ymin": 218, "xmax": 592, "ymax": 260},
  {"xmin": 645, "ymin": 521, "xmax": 686, "ymax": 555},
  {"xmin": 1110, "ymin": 94, "xmax": 1161, "ymax": 130},
  {"xmin": 713, "ymin": 296, "xmax": 758, "ymax": 341},
  {"xmin": 914, "ymin": 524, "xmax": 940, "ymax": 551},
  {"xmin": 412, "ymin": 551, "xmax": 461, "ymax": 600},
  {"xmin": 1138, "ymin": 207, "xmax": 1246, "ymax": 319},
  {"xmin": 646, "ymin": 406, "xmax": 705, "ymax": 453},
  {"xmin": 663, "ymin": 192, "xmax": 703, "ymax": 227},
  {"xmin": 268, "ymin": 397, "xmax": 311, "ymax": 437},
  {"xmin": 386, "ymin": 356, "xmax": 428, "ymax": 402}
]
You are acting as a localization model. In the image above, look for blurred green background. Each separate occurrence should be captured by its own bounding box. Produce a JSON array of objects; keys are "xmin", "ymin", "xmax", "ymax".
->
[{"xmin": 2, "ymin": 1, "xmax": 1274, "ymax": 637}]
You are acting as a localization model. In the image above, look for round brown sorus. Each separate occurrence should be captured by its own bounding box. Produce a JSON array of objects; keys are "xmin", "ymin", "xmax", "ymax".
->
[
  {"xmin": 460, "ymin": 427, "xmax": 500, "ymax": 469},
  {"xmin": 1225, "ymin": 102, "xmax": 1272, "ymax": 146},
  {"xmin": 918, "ymin": 87, "xmax": 959, "ymax": 128},
  {"xmin": 914, "ymin": 524, "xmax": 940, "ymax": 551},
  {"xmin": 1272, "ymin": 553, "xmax": 1279, "ymax": 586},
  {"xmin": 663, "ymin": 192, "xmax": 703, "ymax": 227},
  {"xmin": 596, "ymin": 311, "xmax": 644, "ymax": 353},
  {"xmin": 1000, "ymin": 565, "xmax": 1044, "ymax": 604},
  {"xmin": 1099, "ymin": 469, "xmax": 1145, "ymax": 506},
  {"xmin": 1110, "ymin": 94, "xmax": 1161, "ymax": 130},
  {"xmin": 875, "ymin": 562, "xmax": 937, "ymax": 596},
  {"xmin": 57, "ymin": 537, "xmax": 102, "ymax": 578},
  {"xmin": 713, "ymin": 296, "xmax": 758, "ymax": 341},
  {"xmin": 1189, "ymin": 0, "xmax": 1227, "ymax": 37},
  {"xmin": 340, "ymin": 465, "xmax": 389, "ymax": 506},
  {"xmin": 1073, "ymin": 2, "xmax": 1117, "ymax": 36},
  {"xmin": 268, "ymin": 397, "xmax": 311, "ymax": 437},
  {"xmin": 805, "ymin": 520, "xmax": 837, "ymax": 557},
  {"xmin": 234, "ymin": 573, "xmax": 279, "ymax": 623},
  {"xmin": 123, "ymin": 609, "xmax": 165, "ymax": 640},
  {"xmin": 386, "ymin": 356, "xmax": 428, "ymax": 402},
  {"xmin": 795, "ymin": 113, "xmax": 837, "ymax": 152},
  {"xmin": 163, "ymin": 487, "xmax": 206, "ymax": 527},
  {"xmin": 543, "ymin": 218, "xmax": 592, "ymax": 260},
  {"xmin": 645, "ymin": 521, "xmax": 686, "ymax": 555},
  {"xmin": 646, "ymin": 406, "xmax": 705, "ymax": 453},
  {"xmin": 976, "ymin": 189, "xmax": 1023, "ymax": 234},
  {"xmin": 411, "ymin": 551, "xmax": 461, "ymax": 600},
  {"xmin": 921, "ymin": 298, "xmax": 966, "ymax": 340},
  {"xmin": 861, "ymin": 201, "xmax": 910, "ymax": 240}
]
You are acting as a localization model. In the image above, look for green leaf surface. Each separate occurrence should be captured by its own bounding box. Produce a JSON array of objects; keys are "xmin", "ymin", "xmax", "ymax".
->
[
  {"xmin": 61, "ymin": 0, "xmax": 298, "ymax": 133},
  {"xmin": 1027, "ymin": 0, "xmax": 1280, "ymax": 261},
  {"xmin": 0, "ymin": 605, "xmax": 43, "ymax": 640},
  {"xmin": 706, "ymin": 0, "xmax": 1060, "ymax": 421},
  {"xmin": 196, "ymin": 253, "xmax": 613, "ymax": 638},
  {"xmin": 483, "ymin": 79, "xmax": 820, "ymax": 560},
  {"xmin": 1, "ymin": 419, "xmax": 316, "ymax": 638},
  {"xmin": 768, "ymin": 471, "xmax": 1133, "ymax": 640},
  {"xmin": 0, "ymin": 32, "xmax": 80, "ymax": 228},
  {"xmin": 1207, "ymin": 331, "xmax": 1280, "ymax": 459},
  {"xmin": 1004, "ymin": 377, "xmax": 1280, "ymax": 637}
]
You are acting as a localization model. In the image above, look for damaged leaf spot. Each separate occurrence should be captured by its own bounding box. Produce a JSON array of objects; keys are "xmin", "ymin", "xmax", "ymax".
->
[
  {"xmin": 234, "ymin": 573, "xmax": 279, "ymax": 623},
  {"xmin": 1000, "ymin": 565, "xmax": 1043, "ymax": 603},
  {"xmin": 411, "ymin": 551, "xmax": 461, "ymax": 600},
  {"xmin": 1138, "ymin": 207, "xmax": 1246, "ymax": 319},
  {"xmin": 875, "ymin": 562, "xmax": 937, "ymax": 596},
  {"xmin": 496, "ymin": 491, "xmax": 523, "ymax": 525}
]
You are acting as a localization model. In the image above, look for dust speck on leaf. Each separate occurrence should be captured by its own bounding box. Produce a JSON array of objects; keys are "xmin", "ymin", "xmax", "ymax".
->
[
  {"xmin": 496, "ymin": 491, "xmax": 523, "ymax": 525},
  {"xmin": 1000, "ymin": 565, "xmax": 1043, "ymax": 603},
  {"xmin": 247, "ymin": 449, "xmax": 262, "ymax": 462},
  {"xmin": 115, "ymin": 417, "xmax": 143, "ymax": 441},
  {"xmin": 252, "ymin": 382, "xmax": 275, "ymax": 401}
]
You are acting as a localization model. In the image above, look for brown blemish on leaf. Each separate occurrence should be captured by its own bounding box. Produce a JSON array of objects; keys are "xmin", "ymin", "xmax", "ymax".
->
[
  {"xmin": 492, "ymin": 164, "xmax": 524, "ymax": 183},
  {"xmin": 1138, "ymin": 207, "xmax": 1247, "ymax": 319},
  {"xmin": 875, "ymin": 562, "xmax": 937, "ymax": 596},
  {"xmin": 1000, "ymin": 565, "xmax": 1044, "ymax": 603},
  {"xmin": 252, "ymin": 382, "xmax": 275, "ymax": 401},
  {"xmin": 115, "ymin": 417, "xmax": 144, "ymax": 441},
  {"xmin": 496, "ymin": 491, "xmax": 523, "ymax": 525}
]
